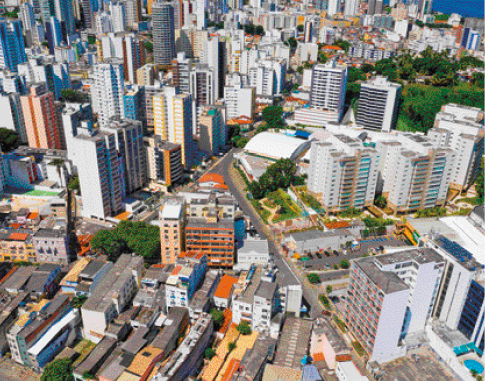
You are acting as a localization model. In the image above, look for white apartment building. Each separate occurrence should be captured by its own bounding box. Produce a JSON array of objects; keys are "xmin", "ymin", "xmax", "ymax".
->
[
  {"xmin": 90, "ymin": 60, "xmax": 125, "ymax": 128},
  {"xmin": 102, "ymin": 118, "xmax": 144, "ymax": 195},
  {"xmin": 344, "ymin": 0, "xmax": 359, "ymax": 16},
  {"xmin": 344, "ymin": 248, "xmax": 445, "ymax": 363},
  {"xmin": 99, "ymin": 33, "xmax": 145, "ymax": 83},
  {"xmin": 356, "ymin": 77, "xmax": 402, "ymax": 133},
  {"xmin": 224, "ymin": 78, "xmax": 255, "ymax": 120},
  {"xmin": 153, "ymin": 86, "xmax": 195, "ymax": 168},
  {"xmin": 309, "ymin": 61, "xmax": 347, "ymax": 122},
  {"xmin": 81, "ymin": 255, "xmax": 143, "ymax": 343},
  {"xmin": 376, "ymin": 134, "xmax": 455, "ymax": 214},
  {"xmin": 95, "ymin": 12, "xmax": 113, "ymax": 35},
  {"xmin": 0, "ymin": 92, "xmax": 27, "ymax": 143},
  {"xmin": 247, "ymin": 58, "xmax": 286, "ymax": 96},
  {"xmin": 428, "ymin": 104, "xmax": 484, "ymax": 191},
  {"xmin": 232, "ymin": 267, "xmax": 277, "ymax": 333},
  {"xmin": 308, "ymin": 134, "xmax": 380, "ymax": 213},
  {"xmin": 71, "ymin": 130, "xmax": 124, "ymax": 220},
  {"xmin": 109, "ymin": 2, "xmax": 125, "ymax": 32},
  {"xmin": 202, "ymin": 36, "xmax": 225, "ymax": 99},
  {"xmin": 297, "ymin": 42, "xmax": 318, "ymax": 65}
]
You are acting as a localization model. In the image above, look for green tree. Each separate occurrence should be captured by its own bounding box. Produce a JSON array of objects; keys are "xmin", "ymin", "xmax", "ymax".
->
[
  {"xmin": 375, "ymin": 196, "xmax": 387, "ymax": 209},
  {"xmin": 297, "ymin": 25, "xmax": 304, "ymax": 32},
  {"xmin": 361, "ymin": 63, "xmax": 374, "ymax": 73},
  {"xmin": 90, "ymin": 229, "xmax": 126, "ymax": 261},
  {"xmin": 144, "ymin": 41, "xmax": 153, "ymax": 53},
  {"xmin": 472, "ymin": 72, "xmax": 484, "ymax": 88},
  {"xmin": 243, "ymin": 23, "xmax": 255, "ymax": 35},
  {"xmin": 72, "ymin": 294, "xmax": 88, "ymax": 308},
  {"xmin": 228, "ymin": 341, "xmax": 237, "ymax": 352},
  {"xmin": 236, "ymin": 137, "xmax": 249, "ymax": 148},
  {"xmin": 340, "ymin": 260, "xmax": 350, "ymax": 269},
  {"xmin": 262, "ymin": 105, "xmax": 284, "ymax": 130},
  {"xmin": 255, "ymin": 25, "xmax": 264, "ymax": 35},
  {"xmin": 0, "ymin": 128, "xmax": 20, "ymax": 153},
  {"xmin": 307, "ymin": 273, "xmax": 320, "ymax": 284},
  {"xmin": 41, "ymin": 358, "xmax": 74, "ymax": 381},
  {"xmin": 287, "ymin": 37, "xmax": 297, "ymax": 50},
  {"xmin": 61, "ymin": 89, "xmax": 89, "ymax": 103},
  {"xmin": 335, "ymin": 39, "xmax": 350, "ymax": 53},
  {"xmin": 205, "ymin": 348, "xmax": 216, "ymax": 359},
  {"xmin": 237, "ymin": 320, "xmax": 252, "ymax": 335},
  {"xmin": 68, "ymin": 175, "xmax": 80, "ymax": 192},
  {"xmin": 210, "ymin": 309, "xmax": 225, "ymax": 330},
  {"xmin": 326, "ymin": 285, "xmax": 333, "ymax": 294},
  {"xmin": 249, "ymin": 159, "xmax": 305, "ymax": 199},
  {"xmin": 475, "ymin": 159, "xmax": 484, "ymax": 204}
]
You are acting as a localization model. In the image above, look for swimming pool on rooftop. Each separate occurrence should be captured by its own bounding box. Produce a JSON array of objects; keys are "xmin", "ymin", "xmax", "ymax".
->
[{"xmin": 464, "ymin": 359, "xmax": 484, "ymax": 374}]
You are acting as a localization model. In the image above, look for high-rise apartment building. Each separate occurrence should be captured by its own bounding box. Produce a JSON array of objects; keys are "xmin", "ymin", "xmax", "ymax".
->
[
  {"xmin": 152, "ymin": 2, "xmax": 175, "ymax": 65},
  {"xmin": 123, "ymin": 87, "xmax": 145, "ymax": 129},
  {"xmin": 123, "ymin": 0, "xmax": 141, "ymax": 28},
  {"xmin": 175, "ymin": 28, "xmax": 209, "ymax": 59},
  {"xmin": 61, "ymin": 102, "xmax": 93, "ymax": 158},
  {"xmin": 367, "ymin": 0, "xmax": 383, "ymax": 14},
  {"xmin": 428, "ymin": 104, "xmax": 484, "ymax": 191},
  {"xmin": 82, "ymin": 0, "xmax": 99, "ymax": 29},
  {"xmin": 71, "ymin": 130, "xmax": 124, "ymax": 220},
  {"xmin": 308, "ymin": 134, "xmax": 380, "ymax": 212},
  {"xmin": 54, "ymin": 0, "xmax": 75, "ymax": 34},
  {"xmin": 0, "ymin": 19, "xmax": 27, "ymax": 73},
  {"xmin": 344, "ymin": 0, "xmax": 359, "ymax": 16},
  {"xmin": 326, "ymin": 0, "xmax": 340, "ymax": 16},
  {"xmin": 102, "ymin": 118, "xmax": 144, "ymax": 195},
  {"xmin": 202, "ymin": 36, "xmax": 226, "ymax": 99},
  {"xmin": 99, "ymin": 33, "xmax": 146, "ymax": 84},
  {"xmin": 172, "ymin": 52, "xmax": 192, "ymax": 93},
  {"xmin": 376, "ymin": 134, "xmax": 455, "ymax": 214},
  {"xmin": 198, "ymin": 106, "xmax": 225, "ymax": 156},
  {"xmin": 153, "ymin": 87, "xmax": 194, "ymax": 168},
  {"xmin": 247, "ymin": 59, "xmax": 287, "ymax": 96},
  {"xmin": 144, "ymin": 136, "xmax": 182, "ymax": 189},
  {"xmin": 109, "ymin": 2, "xmax": 125, "ymax": 32},
  {"xmin": 356, "ymin": 77, "xmax": 401, "ymax": 132},
  {"xmin": 224, "ymin": 76, "xmax": 255, "ymax": 120},
  {"xmin": 90, "ymin": 59, "xmax": 125, "ymax": 128},
  {"xmin": 136, "ymin": 64, "xmax": 156, "ymax": 86},
  {"xmin": 20, "ymin": 84, "xmax": 65, "ymax": 150},
  {"xmin": 344, "ymin": 248, "xmax": 445, "ymax": 363},
  {"xmin": 310, "ymin": 61, "xmax": 347, "ymax": 122},
  {"xmin": 159, "ymin": 197, "xmax": 185, "ymax": 264},
  {"xmin": 0, "ymin": 92, "xmax": 27, "ymax": 143}
]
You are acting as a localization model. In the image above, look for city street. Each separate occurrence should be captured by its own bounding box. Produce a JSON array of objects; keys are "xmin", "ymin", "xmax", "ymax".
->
[{"xmin": 211, "ymin": 150, "xmax": 324, "ymax": 318}]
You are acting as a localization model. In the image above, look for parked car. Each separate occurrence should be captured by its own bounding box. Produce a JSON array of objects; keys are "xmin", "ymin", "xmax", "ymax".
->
[{"xmin": 321, "ymin": 310, "xmax": 331, "ymax": 316}]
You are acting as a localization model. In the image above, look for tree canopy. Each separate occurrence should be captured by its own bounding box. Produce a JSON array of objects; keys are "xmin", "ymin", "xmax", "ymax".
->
[
  {"xmin": 91, "ymin": 221, "xmax": 160, "ymax": 261},
  {"xmin": 41, "ymin": 358, "xmax": 74, "ymax": 381},
  {"xmin": 0, "ymin": 128, "xmax": 20, "ymax": 153},
  {"xmin": 61, "ymin": 89, "xmax": 90, "ymax": 103},
  {"xmin": 249, "ymin": 159, "xmax": 305, "ymax": 199},
  {"xmin": 262, "ymin": 105, "xmax": 284, "ymax": 130}
]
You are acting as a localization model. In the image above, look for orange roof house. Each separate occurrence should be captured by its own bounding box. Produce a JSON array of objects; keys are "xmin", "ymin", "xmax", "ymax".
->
[
  {"xmin": 198, "ymin": 173, "xmax": 225, "ymax": 185},
  {"xmin": 213, "ymin": 275, "xmax": 239, "ymax": 309}
]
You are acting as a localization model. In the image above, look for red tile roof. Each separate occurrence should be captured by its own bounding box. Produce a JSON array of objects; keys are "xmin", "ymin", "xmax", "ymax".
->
[
  {"xmin": 9, "ymin": 232, "xmax": 29, "ymax": 241},
  {"xmin": 214, "ymin": 275, "xmax": 239, "ymax": 300},
  {"xmin": 198, "ymin": 173, "xmax": 225, "ymax": 185},
  {"xmin": 324, "ymin": 221, "xmax": 350, "ymax": 229}
]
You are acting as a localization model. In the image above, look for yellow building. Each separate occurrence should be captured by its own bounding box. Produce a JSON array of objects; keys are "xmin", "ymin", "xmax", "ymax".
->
[{"xmin": 0, "ymin": 232, "xmax": 36, "ymax": 262}]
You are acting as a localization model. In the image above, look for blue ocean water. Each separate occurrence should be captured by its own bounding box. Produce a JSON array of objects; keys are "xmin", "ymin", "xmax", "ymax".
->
[{"xmin": 432, "ymin": 0, "xmax": 484, "ymax": 18}]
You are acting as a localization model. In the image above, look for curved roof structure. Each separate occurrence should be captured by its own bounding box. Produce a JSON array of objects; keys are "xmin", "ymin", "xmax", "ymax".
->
[
  {"xmin": 244, "ymin": 132, "xmax": 311, "ymax": 161},
  {"xmin": 198, "ymin": 173, "xmax": 225, "ymax": 185}
]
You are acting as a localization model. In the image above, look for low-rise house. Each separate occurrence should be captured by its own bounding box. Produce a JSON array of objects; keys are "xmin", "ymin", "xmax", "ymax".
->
[
  {"xmin": 7, "ymin": 294, "xmax": 71, "ymax": 367},
  {"xmin": 336, "ymin": 361, "xmax": 369, "ymax": 381},
  {"xmin": 0, "ymin": 230, "xmax": 37, "ymax": 263},
  {"xmin": 189, "ymin": 270, "xmax": 220, "ymax": 322},
  {"xmin": 81, "ymin": 255, "xmax": 144, "ymax": 343},
  {"xmin": 32, "ymin": 228, "xmax": 72, "ymax": 264},
  {"xmin": 25, "ymin": 263, "xmax": 61, "ymax": 299},
  {"xmin": 282, "ymin": 229, "xmax": 354, "ymax": 255},
  {"xmin": 75, "ymin": 259, "xmax": 113, "ymax": 296},
  {"xmin": 311, "ymin": 318, "xmax": 350, "ymax": 370},
  {"xmin": 232, "ymin": 267, "xmax": 279, "ymax": 333},
  {"xmin": 1, "ymin": 266, "xmax": 36, "ymax": 294},
  {"xmin": 235, "ymin": 238, "xmax": 270, "ymax": 271},
  {"xmin": 165, "ymin": 252, "xmax": 207, "ymax": 309},
  {"xmin": 213, "ymin": 274, "xmax": 239, "ymax": 309},
  {"xmin": 27, "ymin": 309, "xmax": 80, "ymax": 373},
  {"xmin": 262, "ymin": 364, "xmax": 303, "ymax": 381},
  {"xmin": 151, "ymin": 307, "xmax": 189, "ymax": 360},
  {"xmin": 273, "ymin": 317, "xmax": 312, "ymax": 370},
  {"xmin": 59, "ymin": 257, "xmax": 91, "ymax": 294},
  {"xmin": 152, "ymin": 313, "xmax": 213, "ymax": 381},
  {"xmin": 0, "ymin": 292, "xmax": 30, "ymax": 356},
  {"xmin": 73, "ymin": 337, "xmax": 118, "ymax": 381}
]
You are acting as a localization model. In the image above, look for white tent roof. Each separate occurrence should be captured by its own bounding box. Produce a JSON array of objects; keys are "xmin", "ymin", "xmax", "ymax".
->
[{"xmin": 244, "ymin": 132, "xmax": 308, "ymax": 160}]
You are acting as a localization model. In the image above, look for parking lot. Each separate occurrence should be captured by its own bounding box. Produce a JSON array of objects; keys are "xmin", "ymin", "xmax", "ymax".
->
[{"xmin": 299, "ymin": 235, "xmax": 410, "ymax": 271}]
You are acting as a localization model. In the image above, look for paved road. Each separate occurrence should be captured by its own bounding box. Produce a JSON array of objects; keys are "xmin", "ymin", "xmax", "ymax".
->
[{"xmin": 213, "ymin": 150, "xmax": 324, "ymax": 318}]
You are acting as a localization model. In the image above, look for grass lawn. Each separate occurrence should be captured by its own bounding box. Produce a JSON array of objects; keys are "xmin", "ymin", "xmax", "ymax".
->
[
  {"xmin": 24, "ymin": 190, "xmax": 59, "ymax": 196},
  {"xmin": 250, "ymin": 199, "xmax": 271, "ymax": 224},
  {"xmin": 456, "ymin": 196, "xmax": 482, "ymax": 206},
  {"xmin": 300, "ymin": 192, "xmax": 323, "ymax": 211},
  {"xmin": 72, "ymin": 340, "xmax": 96, "ymax": 367},
  {"xmin": 352, "ymin": 341, "xmax": 365, "ymax": 356},
  {"xmin": 268, "ymin": 189, "xmax": 302, "ymax": 222},
  {"xmin": 333, "ymin": 315, "xmax": 347, "ymax": 333}
]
